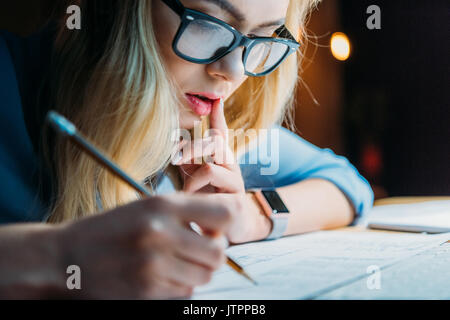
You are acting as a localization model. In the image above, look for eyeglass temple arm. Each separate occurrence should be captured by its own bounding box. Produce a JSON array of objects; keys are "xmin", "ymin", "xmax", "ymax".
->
[
  {"xmin": 161, "ymin": 0, "xmax": 184, "ymax": 16},
  {"xmin": 275, "ymin": 25, "xmax": 298, "ymax": 43}
]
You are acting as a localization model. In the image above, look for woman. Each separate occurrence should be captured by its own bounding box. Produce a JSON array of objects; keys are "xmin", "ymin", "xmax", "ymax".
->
[{"xmin": 0, "ymin": 0, "xmax": 373, "ymax": 299}]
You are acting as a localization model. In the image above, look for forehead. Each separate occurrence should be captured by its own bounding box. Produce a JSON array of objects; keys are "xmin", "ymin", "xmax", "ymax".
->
[
  {"xmin": 182, "ymin": 0, "xmax": 290, "ymax": 26},
  {"xmin": 228, "ymin": 0, "xmax": 290, "ymax": 19}
]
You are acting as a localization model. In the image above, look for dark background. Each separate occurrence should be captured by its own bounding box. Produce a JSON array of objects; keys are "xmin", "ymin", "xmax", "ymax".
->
[
  {"xmin": 297, "ymin": 0, "xmax": 449, "ymax": 198},
  {"xmin": 1, "ymin": 0, "xmax": 449, "ymax": 198},
  {"xmin": 341, "ymin": 0, "xmax": 449, "ymax": 197}
]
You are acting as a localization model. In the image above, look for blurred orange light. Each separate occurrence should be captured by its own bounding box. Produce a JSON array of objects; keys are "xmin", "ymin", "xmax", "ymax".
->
[{"xmin": 331, "ymin": 32, "xmax": 351, "ymax": 61}]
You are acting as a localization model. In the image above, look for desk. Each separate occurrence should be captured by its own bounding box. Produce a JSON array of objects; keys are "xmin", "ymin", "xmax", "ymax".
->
[
  {"xmin": 319, "ymin": 239, "xmax": 450, "ymax": 299},
  {"xmin": 375, "ymin": 196, "xmax": 450, "ymax": 206},
  {"xmin": 194, "ymin": 197, "xmax": 450, "ymax": 300},
  {"xmin": 318, "ymin": 197, "xmax": 450, "ymax": 299}
]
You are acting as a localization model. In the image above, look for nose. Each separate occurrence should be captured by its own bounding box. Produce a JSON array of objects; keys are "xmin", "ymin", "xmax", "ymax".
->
[{"xmin": 205, "ymin": 47, "xmax": 246, "ymax": 82}]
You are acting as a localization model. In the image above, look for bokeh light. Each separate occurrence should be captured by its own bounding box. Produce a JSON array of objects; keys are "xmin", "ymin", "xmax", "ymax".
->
[{"xmin": 330, "ymin": 32, "xmax": 351, "ymax": 61}]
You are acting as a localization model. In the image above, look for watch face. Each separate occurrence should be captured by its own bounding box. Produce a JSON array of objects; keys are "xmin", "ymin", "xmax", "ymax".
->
[{"xmin": 261, "ymin": 190, "xmax": 289, "ymax": 214}]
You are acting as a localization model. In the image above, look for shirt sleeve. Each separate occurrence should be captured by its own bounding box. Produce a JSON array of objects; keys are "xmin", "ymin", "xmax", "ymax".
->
[{"xmin": 239, "ymin": 125, "xmax": 374, "ymax": 219}]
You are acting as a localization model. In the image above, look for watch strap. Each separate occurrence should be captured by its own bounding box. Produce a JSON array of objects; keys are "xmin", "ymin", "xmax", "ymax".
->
[{"xmin": 250, "ymin": 189, "xmax": 290, "ymax": 240}]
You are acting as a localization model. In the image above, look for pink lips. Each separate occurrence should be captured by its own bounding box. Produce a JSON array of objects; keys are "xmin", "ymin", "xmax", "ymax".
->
[{"xmin": 185, "ymin": 92, "xmax": 222, "ymax": 117}]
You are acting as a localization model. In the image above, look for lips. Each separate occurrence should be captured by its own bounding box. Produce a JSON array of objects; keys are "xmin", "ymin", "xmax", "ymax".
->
[{"xmin": 185, "ymin": 93, "xmax": 221, "ymax": 117}]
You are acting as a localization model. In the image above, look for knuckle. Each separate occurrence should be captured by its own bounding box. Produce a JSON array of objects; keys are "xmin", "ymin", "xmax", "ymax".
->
[
  {"xmin": 219, "ymin": 204, "xmax": 234, "ymax": 223},
  {"xmin": 185, "ymin": 287, "xmax": 194, "ymax": 297},
  {"xmin": 210, "ymin": 246, "xmax": 226, "ymax": 269},
  {"xmin": 183, "ymin": 180, "xmax": 197, "ymax": 194},
  {"xmin": 132, "ymin": 217, "xmax": 172, "ymax": 248},
  {"xmin": 172, "ymin": 231, "xmax": 188, "ymax": 249},
  {"xmin": 203, "ymin": 163, "xmax": 214, "ymax": 175},
  {"xmin": 200, "ymin": 270, "xmax": 214, "ymax": 285},
  {"xmin": 234, "ymin": 195, "xmax": 245, "ymax": 213},
  {"xmin": 130, "ymin": 217, "xmax": 153, "ymax": 243},
  {"xmin": 174, "ymin": 286, "xmax": 194, "ymax": 298},
  {"xmin": 148, "ymin": 196, "xmax": 167, "ymax": 212},
  {"xmin": 134, "ymin": 255, "xmax": 158, "ymax": 286},
  {"xmin": 139, "ymin": 196, "xmax": 167, "ymax": 215},
  {"xmin": 194, "ymin": 267, "xmax": 214, "ymax": 286},
  {"xmin": 143, "ymin": 254, "xmax": 159, "ymax": 273}
]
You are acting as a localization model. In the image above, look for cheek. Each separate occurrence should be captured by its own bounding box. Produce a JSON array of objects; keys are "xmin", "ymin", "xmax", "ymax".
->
[
  {"xmin": 228, "ymin": 76, "xmax": 249, "ymax": 100},
  {"xmin": 152, "ymin": 3, "xmax": 196, "ymax": 85},
  {"xmin": 153, "ymin": 25, "xmax": 204, "ymax": 94}
]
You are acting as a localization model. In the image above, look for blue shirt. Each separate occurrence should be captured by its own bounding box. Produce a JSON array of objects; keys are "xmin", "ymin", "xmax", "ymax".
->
[{"xmin": 0, "ymin": 28, "xmax": 374, "ymax": 225}]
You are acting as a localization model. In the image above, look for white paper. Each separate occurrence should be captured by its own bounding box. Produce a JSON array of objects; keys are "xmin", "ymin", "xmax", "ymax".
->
[
  {"xmin": 366, "ymin": 200, "xmax": 450, "ymax": 233},
  {"xmin": 320, "ymin": 241, "xmax": 450, "ymax": 299},
  {"xmin": 192, "ymin": 230, "xmax": 450, "ymax": 300}
]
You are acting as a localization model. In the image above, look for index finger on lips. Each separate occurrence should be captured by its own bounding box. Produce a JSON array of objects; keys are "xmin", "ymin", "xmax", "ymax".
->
[{"xmin": 209, "ymin": 98, "xmax": 228, "ymax": 141}]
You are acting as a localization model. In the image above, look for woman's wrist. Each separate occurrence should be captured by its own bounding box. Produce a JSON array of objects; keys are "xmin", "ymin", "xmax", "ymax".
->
[
  {"xmin": 244, "ymin": 193, "xmax": 272, "ymax": 242},
  {"xmin": 0, "ymin": 224, "xmax": 68, "ymax": 299},
  {"xmin": 31, "ymin": 225, "xmax": 68, "ymax": 297}
]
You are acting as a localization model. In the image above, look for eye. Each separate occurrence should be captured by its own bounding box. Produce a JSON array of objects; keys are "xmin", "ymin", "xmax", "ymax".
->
[
  {"xmin": 247, "ymin": 32, "xmax": 275, "ymax": 38},
  {"xmin": 191, "ymin": 19, "xmax": 223, "ymax": 33},
  {"xmin": 248, "ymin": 27, "xmax": 280, "ymax": 38}
]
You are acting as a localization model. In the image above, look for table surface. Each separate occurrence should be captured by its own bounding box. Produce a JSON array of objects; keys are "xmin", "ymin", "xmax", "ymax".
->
[
  {"xmin": 321, "ymin": 197, "xmax": 450, "ymax": 299},
  {"xmin": 374, "ymin": 196, "xmax": 450, "ymax": 206},
  {"xmin": 192, "ymin": 197, "xmax": 449, "ymax": 300}
]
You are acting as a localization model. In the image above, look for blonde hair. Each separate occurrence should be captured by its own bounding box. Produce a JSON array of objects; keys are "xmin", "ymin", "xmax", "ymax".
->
[{"xmin": 46, "ymin": 0, "xmax": 320, "ymax": 223}]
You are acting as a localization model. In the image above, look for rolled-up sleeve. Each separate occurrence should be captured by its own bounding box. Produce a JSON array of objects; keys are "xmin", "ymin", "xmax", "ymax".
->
[{"xmin": 239, "ymin": 126, "xmax": 374, "ymax": 219}]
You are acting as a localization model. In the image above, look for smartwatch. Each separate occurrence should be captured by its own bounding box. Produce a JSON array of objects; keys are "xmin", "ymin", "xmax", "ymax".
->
[{"xmin": 250, "ymin": 189, "xmax": 290, "ymax": 240}]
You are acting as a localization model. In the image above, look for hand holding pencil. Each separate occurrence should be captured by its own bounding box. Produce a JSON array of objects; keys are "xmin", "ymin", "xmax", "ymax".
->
[{"xmin": 46, "ymin": 110, "xmax": 257, "ymax": 289}]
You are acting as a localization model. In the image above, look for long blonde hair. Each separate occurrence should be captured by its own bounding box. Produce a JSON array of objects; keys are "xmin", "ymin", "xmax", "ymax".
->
[{"xmin": 46, "ymin": 0, "xmax": 319, "ymax": 223}]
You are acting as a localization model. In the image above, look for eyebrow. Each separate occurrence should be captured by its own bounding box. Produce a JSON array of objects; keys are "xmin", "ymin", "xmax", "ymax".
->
[
  {"xmin": 198, "ymin": 0, "xmax": 286, "ymax": 29},
  {"xmin": 255, "ymin": 18, "xmax": 286, "ymax": 29},
  {"xmin": 199, "ymin": 0, "xmax": 246, "ymax": 22}
]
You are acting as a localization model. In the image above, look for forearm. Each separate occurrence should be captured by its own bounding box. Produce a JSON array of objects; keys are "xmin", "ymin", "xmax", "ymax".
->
[
  {"xmin": 0, "ymin": 223, "xmax": 66, "ymax": 299},
  {"xmin": 279, "ymin": 179, "xmax": 355, "ymax": 235},
  {"xmin": 244, "ymin": 179, "xmax": 355, "ymax": 242}
]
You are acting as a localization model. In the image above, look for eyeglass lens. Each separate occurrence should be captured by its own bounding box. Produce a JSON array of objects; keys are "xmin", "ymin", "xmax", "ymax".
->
[{"xmin": 175, "ymin": 17, "xmax": 290, "ymax": 75}]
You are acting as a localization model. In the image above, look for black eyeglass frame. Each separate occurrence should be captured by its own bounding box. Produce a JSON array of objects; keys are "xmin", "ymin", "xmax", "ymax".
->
[{"xmin": 162, "ymin": 0, "xmax": 301, "ymax": 77}]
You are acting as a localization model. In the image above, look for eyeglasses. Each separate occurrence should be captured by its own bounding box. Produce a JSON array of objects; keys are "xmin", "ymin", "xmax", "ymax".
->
[{"xmin": 161, "ymin": 0, "xmax": 301, "ymax": 77}]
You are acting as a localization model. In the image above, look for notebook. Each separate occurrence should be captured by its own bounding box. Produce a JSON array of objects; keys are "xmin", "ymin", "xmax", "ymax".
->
[
  {"xmin": 192, "ymin": 230, "xmax": 450, "ymax": 299},
  {"xmin": 366, "ymin": 200, "xmax": 450, "ymax": 233}
]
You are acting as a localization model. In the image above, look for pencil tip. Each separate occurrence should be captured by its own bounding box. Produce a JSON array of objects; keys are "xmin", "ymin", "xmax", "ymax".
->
[{"xmin": 242, "ymin": 272, "xmax": 258, "ymax": 286}]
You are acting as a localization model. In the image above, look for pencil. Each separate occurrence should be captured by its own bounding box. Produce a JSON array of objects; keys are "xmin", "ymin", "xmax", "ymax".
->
[{"xmin": 46, "ymin": 111, "xmax": 257, "ymax": 286}]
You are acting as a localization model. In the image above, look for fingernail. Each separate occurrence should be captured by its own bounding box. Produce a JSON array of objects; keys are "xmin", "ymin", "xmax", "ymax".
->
[
  {"xmin": 221, "ymin": 236, "xmax": 230, "ymax": 249},
  {"xmin": 171, "ymin": 150, "xmax": 183, "ymax": 165},
  {"xmin": 212, "ymin": 235, "xmax": 229, "ymax": 249}
]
